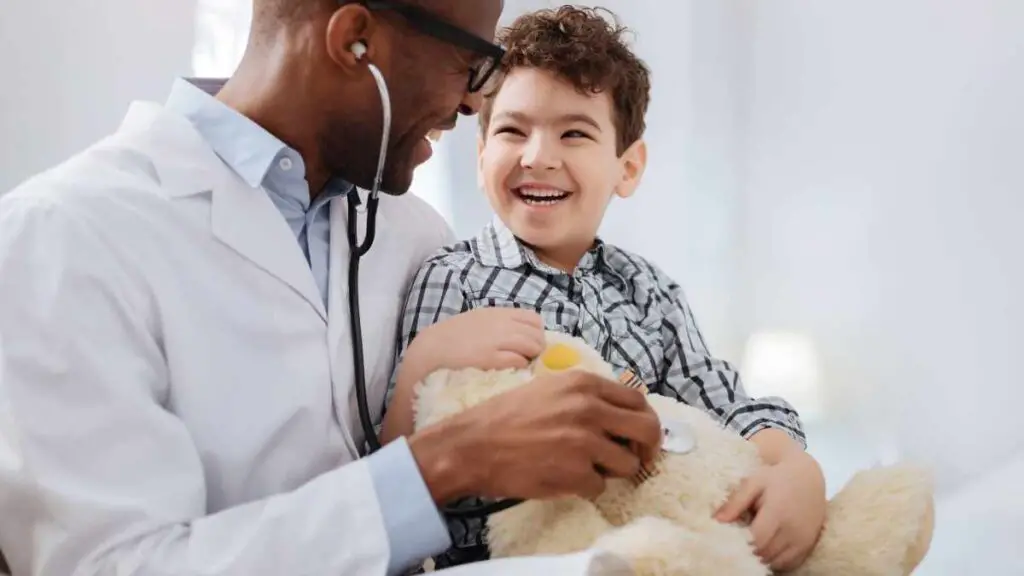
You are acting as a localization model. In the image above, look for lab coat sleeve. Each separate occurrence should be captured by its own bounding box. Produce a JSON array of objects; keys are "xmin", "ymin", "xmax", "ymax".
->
[
  {"xmin": 385, "ymin": 256, "xmax": 495, "ymax": 567},
  {"xmin": 368, "ymin": 438, "xmax": 453, "ymax": 573},
  {"xmin": 0, "ymin": 196, "xmax": 402, "ymax": 576}
]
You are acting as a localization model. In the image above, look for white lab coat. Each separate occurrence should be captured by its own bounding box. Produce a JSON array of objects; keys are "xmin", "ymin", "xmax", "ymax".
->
[{"xmin": 0, "ymin": 100, "xmax": 455, "ymax": 575}]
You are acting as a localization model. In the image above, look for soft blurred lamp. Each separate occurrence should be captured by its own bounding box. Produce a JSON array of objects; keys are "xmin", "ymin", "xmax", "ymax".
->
[{"xmin": 740, "ymin": 331, "xmax": 824, "ymax": 422}]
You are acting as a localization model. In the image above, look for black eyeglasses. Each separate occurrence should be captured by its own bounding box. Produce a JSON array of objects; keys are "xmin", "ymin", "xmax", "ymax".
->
[{"xmin": 362, "ymin": 0, "xmax": 506, "ymax": 92}]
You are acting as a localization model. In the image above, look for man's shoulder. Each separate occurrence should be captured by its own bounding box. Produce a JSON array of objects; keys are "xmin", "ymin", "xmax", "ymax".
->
[
  {"xmin": 2, "ymin": 130, "xmax": 163, "ymax": 217},
  {"xmin": 1, "ymin": 134, "xmax": 164, "ymax": 231}
]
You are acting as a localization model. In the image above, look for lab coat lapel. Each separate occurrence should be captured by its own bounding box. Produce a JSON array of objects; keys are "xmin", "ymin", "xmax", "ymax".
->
[
  {"xmin": 209, "ymin": 173, "xmax": 328, "ymax": 323},
  {"xmin": 123, "ymin": 101, "xmax": 328, "ymax": 323}
]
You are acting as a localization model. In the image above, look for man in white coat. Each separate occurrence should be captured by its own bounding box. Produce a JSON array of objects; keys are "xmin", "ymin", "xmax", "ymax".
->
[{"xmin": 0, "ymin": 1, "xmax": 661, "ymax": 575}]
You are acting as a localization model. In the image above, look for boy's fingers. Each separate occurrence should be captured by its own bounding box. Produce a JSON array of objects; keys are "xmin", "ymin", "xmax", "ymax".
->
[
  {"xmin": 491, "ymin": 351, "xmax": 533, "ymax": 370},
  {"xmin": 501, "ymin": 331, "xmax": 546, "ymax": 359},
  {"xmin": 760, "ymin": 531, "xmax": 788, "ymax": 563},
  {"xmin": 506, "ymin": 308, "xmax": 544, "ymax": 327},
  {"xmin": 748, "ymin": 505, "xmax": 780, "ymax": 553},
  {"xmin": 714, "ymin": 476, "xmax": 762, "ymax": 523},
  {"xmin": 770, "ymin": 544, "xmax": 807, "ymax": 571}
]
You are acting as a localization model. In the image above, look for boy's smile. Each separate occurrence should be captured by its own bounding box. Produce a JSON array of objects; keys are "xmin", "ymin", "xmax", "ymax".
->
[
  {"xmin": 512, "ymin": 182, "xmax": 572, "ymax": 207},
  {"xmin": 478, "ymin": 67, "xmax": 646, "ymax": 271}
]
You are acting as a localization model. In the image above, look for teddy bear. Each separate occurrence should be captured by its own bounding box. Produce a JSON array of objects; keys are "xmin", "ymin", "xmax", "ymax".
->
[{"xmin": 411, "ymin": 330, "xmax": 935, "ymax": 576}]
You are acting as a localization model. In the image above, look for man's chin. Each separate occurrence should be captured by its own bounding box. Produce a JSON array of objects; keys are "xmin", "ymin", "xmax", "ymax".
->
[{"xmin": 377, "ymin": 167, "xmax": 415, "ymax": 196}]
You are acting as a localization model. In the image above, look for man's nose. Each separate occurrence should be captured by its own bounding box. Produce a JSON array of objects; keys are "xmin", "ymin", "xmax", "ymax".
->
[
  {"xmin": 458, "ymin": 90, "xmax": 484, "ymax": 116},
  {"xmin": 521, "ymin": 134, "xmax": 559, "ymax": 170}
]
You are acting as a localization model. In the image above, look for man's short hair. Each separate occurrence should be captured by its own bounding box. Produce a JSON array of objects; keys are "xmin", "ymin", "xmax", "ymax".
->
[{"xmin": 480, "ymin": 6, "xmax": 651, "ymax": 156}]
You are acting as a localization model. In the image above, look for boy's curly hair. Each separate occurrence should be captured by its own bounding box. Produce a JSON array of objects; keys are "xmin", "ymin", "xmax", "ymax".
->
[{"xmin": 479, "ymin": 6, "xmax": 651, "ymax": 156}]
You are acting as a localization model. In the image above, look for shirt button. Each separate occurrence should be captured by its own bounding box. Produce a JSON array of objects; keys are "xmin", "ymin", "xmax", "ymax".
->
[{"xmin": 279, "ymin": 157, "xmax": 293, "ymax": 171}]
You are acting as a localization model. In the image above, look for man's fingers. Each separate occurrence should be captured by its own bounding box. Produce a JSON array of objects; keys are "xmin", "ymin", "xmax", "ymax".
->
[
  {"xmin": 714, "ymin": 476, "xmax": 763, "ymax": 523},
  {"xmin": 588, "ymin": 376, "xmax": 650, "ymax": 410},
  {"xmin": 595, "ymin": 404, "xmax": 662, "ymax": 458},
  {"xmin": 587, "ymin": 434, "xmax": 642, "ymax": 479},
  {"xmin": 567, "ymin": 467, "xmax": 607, "ymax": 501}
]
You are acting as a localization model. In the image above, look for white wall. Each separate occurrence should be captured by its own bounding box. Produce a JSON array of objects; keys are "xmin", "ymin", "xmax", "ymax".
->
[
  {"xmin": 742, "ymin": 3, "xmax": 1024, "ymax": 572},
  {"xmin": 741, "ymin": 0, "xmax": 1024, "ymax": 494},
  {"xmin": 0, "ymin": 0, "xmax": 197, "ymax": 193}
]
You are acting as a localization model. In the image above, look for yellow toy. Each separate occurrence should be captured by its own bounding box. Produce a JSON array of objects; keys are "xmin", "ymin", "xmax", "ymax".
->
[{"xmin": 412, "ymin": 331, "xmax": 935, "ymax": 576}]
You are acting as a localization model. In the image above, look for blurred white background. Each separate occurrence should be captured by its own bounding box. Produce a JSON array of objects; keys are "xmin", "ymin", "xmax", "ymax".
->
[{"xmin": 2, "ymin": 0, "xmax": 1022, "ymax": 573}]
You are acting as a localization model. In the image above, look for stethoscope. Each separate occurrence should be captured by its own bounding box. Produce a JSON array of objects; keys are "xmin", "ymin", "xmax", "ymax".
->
[{"xmin": 345, "ymin": 41, "xmax": 522, "ymax": 519}]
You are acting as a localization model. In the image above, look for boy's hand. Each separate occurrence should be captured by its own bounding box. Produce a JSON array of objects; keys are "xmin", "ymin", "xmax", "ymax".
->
[
  {"xmin": 714, "ymin": 450, "xmax": 826, "ymax": 571},
  {"xmin": 404, "ymin": 307, "xmax": 547, "ymax": 380},
  {"xmin": 382, "ymin": 308, "xmax": 546, "ymax": 444}
]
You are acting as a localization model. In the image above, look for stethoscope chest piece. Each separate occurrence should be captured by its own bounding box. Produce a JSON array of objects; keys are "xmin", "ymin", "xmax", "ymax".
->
[{"xmin": 659, "ymin": 417, "xmax": 697, "ymax": 455}]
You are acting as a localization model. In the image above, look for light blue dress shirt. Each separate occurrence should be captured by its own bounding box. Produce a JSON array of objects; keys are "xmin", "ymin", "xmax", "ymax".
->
[{"xmin": 165, "ymin": 78, "xmax": 450, "ymax": 574}]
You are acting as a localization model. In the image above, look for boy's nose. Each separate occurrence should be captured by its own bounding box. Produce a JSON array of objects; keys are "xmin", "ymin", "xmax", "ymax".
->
[{"xmin": 520, "ymin": 135, "xmax": 560, "ymax": 170}]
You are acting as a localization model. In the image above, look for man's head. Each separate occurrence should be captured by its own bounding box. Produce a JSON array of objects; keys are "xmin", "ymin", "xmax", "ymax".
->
[
  {"xmin": 475, "ymin": 6, "xmax": 650, "ymax": 269},
  {"xmin": 246, "ymin": 0, "xmax": 504, "ymax": 193}
]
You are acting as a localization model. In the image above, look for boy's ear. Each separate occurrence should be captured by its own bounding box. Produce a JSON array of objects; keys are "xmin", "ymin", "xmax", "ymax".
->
[{"xmin": 615, "ymin": 139, "xmax": 647, "ymax": 199}]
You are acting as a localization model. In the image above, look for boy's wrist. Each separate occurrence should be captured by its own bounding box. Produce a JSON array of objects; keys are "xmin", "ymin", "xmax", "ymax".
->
[
  {"xmin": 399, "ymin": 334, "xmax": 441, "ymax": 387},
  {"xmin": 750, "ymin": 428, "xmax": 805, "ymax": 466}
]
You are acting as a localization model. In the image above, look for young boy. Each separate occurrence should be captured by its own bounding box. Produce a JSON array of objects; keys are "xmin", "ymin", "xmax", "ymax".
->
[{"xmin": 382, "ymin": 6, "xmax": 826, "ymax": 572}]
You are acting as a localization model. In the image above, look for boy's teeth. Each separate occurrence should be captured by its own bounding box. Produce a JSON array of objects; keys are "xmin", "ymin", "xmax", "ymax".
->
[
  {"xmin": 515, "ymin": 187, "xmax": 570, "ymax": 205},
  {"xmin": 427, "ymin": 129, "xmax": 443, "ymax": 142},
  {"xmin": 518, "ymin": 187, "xmax": 565, "ymax": 197}
]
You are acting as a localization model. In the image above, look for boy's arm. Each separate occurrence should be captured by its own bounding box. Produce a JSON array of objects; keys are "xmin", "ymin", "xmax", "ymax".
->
[
  {"xmin": 381, "ymin": 256, "xmax": 469, "ymax": 443},
  {"xmin": 652, "ymin": 271, "xmax": 807, "ymax": 456}
]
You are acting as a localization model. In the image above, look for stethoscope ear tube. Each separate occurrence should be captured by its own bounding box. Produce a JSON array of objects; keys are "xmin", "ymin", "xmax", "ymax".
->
[{"xmin": 347, "ymin": 59, "xmax": 527, "ymax": 520}]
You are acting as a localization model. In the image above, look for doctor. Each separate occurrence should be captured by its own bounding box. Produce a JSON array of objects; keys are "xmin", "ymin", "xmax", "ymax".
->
[{"xmin": 0, "ymin": 0, "xmax": 662, "ymax": 575}]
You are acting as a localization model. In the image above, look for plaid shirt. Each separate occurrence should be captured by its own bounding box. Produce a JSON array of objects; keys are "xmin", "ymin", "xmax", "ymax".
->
[{"xmin": 390, "ymin": 218, "xmax": 805, "ymax": 567}]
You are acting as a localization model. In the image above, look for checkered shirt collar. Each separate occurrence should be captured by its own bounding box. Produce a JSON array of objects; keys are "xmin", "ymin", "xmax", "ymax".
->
[{"xmin": 475, "ymin": 216, "xmax": 606, "ymax": 274}]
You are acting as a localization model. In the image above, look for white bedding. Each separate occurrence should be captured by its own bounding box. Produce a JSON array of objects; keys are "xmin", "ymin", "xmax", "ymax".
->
[{"xmin": 915, "ymin": 448, "xmax": 1024, "ymax": 574}]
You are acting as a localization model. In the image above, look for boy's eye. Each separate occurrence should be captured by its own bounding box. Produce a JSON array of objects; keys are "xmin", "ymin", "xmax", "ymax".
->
[
  {"xmin": 563, "ymin": 129, "xmax": 592, "ymax": 139},
  {"xmin": 494, "ymin": 126, "xmax": 525, "ymax": 137}
]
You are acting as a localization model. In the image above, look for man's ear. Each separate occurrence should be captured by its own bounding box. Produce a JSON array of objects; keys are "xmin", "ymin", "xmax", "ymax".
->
[
  {"xmin": 325, "ymin": 3, "xmax": 380, "ymax": 72},
  {"xmin": 614, "ymin": 139, "xmax": 647, "ymax": 199}
]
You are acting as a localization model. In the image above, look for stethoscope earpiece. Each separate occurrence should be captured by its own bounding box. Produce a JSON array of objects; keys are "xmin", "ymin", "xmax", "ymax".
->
[{"xmin": 351, "ymin": 41, "xmax": 367, "ymax": 61}]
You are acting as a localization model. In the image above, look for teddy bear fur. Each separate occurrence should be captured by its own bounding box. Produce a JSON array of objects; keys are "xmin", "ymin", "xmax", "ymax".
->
[{"xmin": 412, "ymin": 331, "xmax": 935, "ymax": 576}]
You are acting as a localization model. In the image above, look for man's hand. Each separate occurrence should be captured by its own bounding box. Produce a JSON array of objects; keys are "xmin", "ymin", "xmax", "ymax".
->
[
  {"xmin": 408, "ymin": 370, "xmax": 663, "ymax": 505},
  {"xmin": 714, "ymin": 450, "xmax": 827, "ymax": 571}
]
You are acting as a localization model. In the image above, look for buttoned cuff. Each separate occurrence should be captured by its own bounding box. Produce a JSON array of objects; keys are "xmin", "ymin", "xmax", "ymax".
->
[{"xmin": 367, "ymin": 437, "xmax": 452, "ymax": 575}]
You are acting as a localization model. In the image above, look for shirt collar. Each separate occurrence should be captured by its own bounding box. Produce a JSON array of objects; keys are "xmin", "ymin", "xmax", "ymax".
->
[
  {"xmin": 163, "ymin": 78, "xmax": 353, "ymax": 207},
  {"xmin": 164, "ymin": 78, "xmax": 289, "ymax": 189},
  {"xmin": 476, "ymin": 216, "xmax": 606, "ymax": 274}
]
